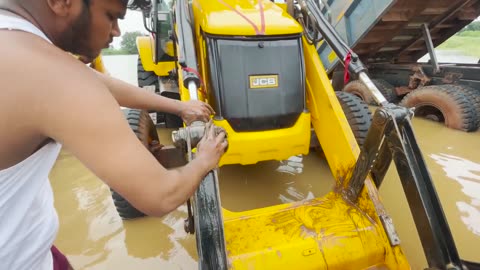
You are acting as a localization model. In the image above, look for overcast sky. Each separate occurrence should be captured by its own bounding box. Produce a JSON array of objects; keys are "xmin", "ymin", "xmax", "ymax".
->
[
  {"xmin": 112, "ymin": 10, "xmax": 148, "ymax": 49},
  {"xmin": 112, "ymin": 9, "xmax": 480, "ymax": 49}
]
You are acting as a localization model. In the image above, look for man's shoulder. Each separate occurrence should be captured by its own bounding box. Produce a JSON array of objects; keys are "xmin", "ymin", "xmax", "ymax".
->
[
  {"xmin": 1, "ymin": 35, "xmax": 102, "ymax": 98},
  {"xmin": 1, "ymin": 31, "xmax": 92, "ymax": 81},
  {"xmin": 0, "ymin": 33, "xmax": 114, "ymax": 124}
]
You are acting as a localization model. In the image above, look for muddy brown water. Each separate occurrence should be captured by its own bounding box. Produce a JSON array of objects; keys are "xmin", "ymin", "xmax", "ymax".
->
[
  {"xmin": 49, "ymin": 55, "xmax": 480, "ymax": 269},
  {"xmin": 50, "ymin": 117, "xmax": 480, "ymax": 270}
]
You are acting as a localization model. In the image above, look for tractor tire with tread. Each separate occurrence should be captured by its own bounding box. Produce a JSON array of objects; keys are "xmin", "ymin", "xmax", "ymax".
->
[
  {"xmin": 111, "ymin": 109, "xmax": 160, "ymax": 219},
  {"xmin": 137, "ymin": 57, "xmax": 159, "ymax": 89},
  {"xmin": 400, "ymin": 85, "xmax": 478, "ymax": 132},
  {"xmin": 336, "ymin": 92, "xmax": 372, "ymax": 147},
  {"xmin": 343, "ymin": 80, "xmax": 374, "ymax": 105},
  {"xmin": 437, "ymin": 84, "xmax": 480, "ymax": 131},
  {"xmin": 372, "ymin": 79, "xmax": 398, "ymax": 103},
  {"xmin": 460, "ymin": 85, "xmax": 480, "ymax": 130},
  {"xmin": 343, "ymin": 79, "xmax": 397, "ymax": 105}
]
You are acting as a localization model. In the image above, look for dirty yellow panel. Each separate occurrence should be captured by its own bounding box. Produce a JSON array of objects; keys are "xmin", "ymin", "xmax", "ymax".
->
[
  {"xmin": 214, "ymin": 113, "xmax": 311, "ymax": 166},
  {"xmin": 224, "ymin": 193, "xmax": 391, "ymax": 269}
]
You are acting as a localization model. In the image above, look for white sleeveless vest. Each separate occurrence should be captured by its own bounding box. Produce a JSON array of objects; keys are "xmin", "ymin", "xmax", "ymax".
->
[{"xmin": 0, "ymin": 12, "xmax": 62, "ymax": 270}]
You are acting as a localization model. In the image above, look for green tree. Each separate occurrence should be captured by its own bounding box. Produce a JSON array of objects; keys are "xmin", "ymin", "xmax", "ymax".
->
[
  {"xmin": 460, "ymin": 21, "xmax": 480, "ymax": 33},
  {"xmin": 120, "ymin": 31, "xmax": 145, "ymax": 54}
]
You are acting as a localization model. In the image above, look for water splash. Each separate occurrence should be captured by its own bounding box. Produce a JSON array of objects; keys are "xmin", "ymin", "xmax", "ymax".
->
[
  {"xmin": 276, "ymin": 155, "xmax": 316, "ymax": 203},
  {"xmin": 276, "ymin": 155, "xmax": 304, "ymax": 175}
]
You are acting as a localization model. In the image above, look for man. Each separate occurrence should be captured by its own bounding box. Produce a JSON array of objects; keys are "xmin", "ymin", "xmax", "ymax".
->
[{"xmin": 0, "ymin": 0, "xmax": 228, "ymax": 269}]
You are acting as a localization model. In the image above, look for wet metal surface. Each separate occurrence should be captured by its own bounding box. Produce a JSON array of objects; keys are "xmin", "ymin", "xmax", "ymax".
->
[
  {"xmin": 50, "ymin": 117, "xmax": 480, "ymax": 269},
  {"xmin": 49, "ymin": 56, "xmax": 480, "ymax": 269},
  {"xmin": 378, "ymin": 118, "xmax": 480, "ymax": 268}
]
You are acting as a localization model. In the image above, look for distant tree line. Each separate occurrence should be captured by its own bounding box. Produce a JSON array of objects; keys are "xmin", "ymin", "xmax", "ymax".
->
[
  {"xmin": 460, "ymin": 21, "xmax": 480, "ymax": 32},
  {"xmin": 102, "ymin": 31, "xmax": 146, "ymax": 55}
]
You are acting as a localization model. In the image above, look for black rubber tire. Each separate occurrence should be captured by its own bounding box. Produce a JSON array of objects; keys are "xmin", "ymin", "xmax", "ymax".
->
[
  {"xmin": 460, "ymin": 85, "xmax": 480, "ymax": 131},
  {"xmin": 160, "ymin": 91, "xmax": 184, "ymax": 128},
  {"xmin": 111, "ymin": 109, "xmax": 160, "ymax": 219},
  {"xmin": 400, "ymin": 85, "xmax": 477, "ymax": 132},
  {"xmin": 437, "ymin": 84, "xmax": 480, "ymax": 131},
  {"xmin": 137, "ymin": 57, "xmax": 159, "ymax": 89},
  {"xmin": 343, "ymin": 79, "xmax": 397, "ymax": 105},
  {"xmin": 372, "ymin": 79, "xmax": 398, "ymax": 103},
  {"xmin": 343, "ymin": 80, "xmax": 375, "ymax": 105},
  {"xmin": 336, "ymin": 92, "xmax": 373, "ymax": 147}
]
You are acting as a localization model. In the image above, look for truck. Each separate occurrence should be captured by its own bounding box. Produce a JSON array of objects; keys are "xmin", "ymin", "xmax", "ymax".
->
[{"xmin": 316, "ymin": 0, "xmax": 480, "ymax": 132}]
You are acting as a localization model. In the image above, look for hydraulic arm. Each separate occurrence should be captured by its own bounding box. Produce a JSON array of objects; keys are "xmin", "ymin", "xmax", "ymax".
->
[{"xmin": 292, "ymin": 1, "xmax": 479, "ymax": 269}]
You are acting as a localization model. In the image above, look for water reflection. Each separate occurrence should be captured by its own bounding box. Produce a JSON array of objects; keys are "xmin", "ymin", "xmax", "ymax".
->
[
  {"xmin": 276, "ymin": 155, "xmax": 304, "ymax": 175},
  {"xmin": 430, "ymin": 153, "xmax": 480, "ymax": 236},
  {"xmin": 50, "ymin": 150, "xmax": 198, "ymax": 270},
  {"xmin": 50, "ymin": 151, "xmax": 121, "ymax": 268}
]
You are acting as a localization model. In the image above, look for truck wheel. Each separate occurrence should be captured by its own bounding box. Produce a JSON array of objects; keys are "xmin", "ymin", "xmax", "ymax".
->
[
  {"xmin": 343, "ymin": 80, "xmax": 374, "ymax": 105},
  {"xmin": 400, "ymin": 85, "xmax": 477, "ymax": 132},
  {"xmin": 438, "ymin": 85, "xmax": 480, "ymax": 131},
  {"xmin": 137, "ymin": 57, "xmax": 159, "ymax": 89},
  {"xmin": 336, "ymin": 92, "xmax": 372, "ymax": 147},
  {"xmin": 460, "ymin": 85, "xmax": 480, "ymax": 130},
  {"xmin": 372, "ymin": 79, "xmax": 398, "ymax": 103},
  {"xmin": 343, "ymin": 79, "xmax": 397, "ymax": 105},
  {"xmin": 111, "ymin": 109, "xmax": 160, "ymax": 219}
]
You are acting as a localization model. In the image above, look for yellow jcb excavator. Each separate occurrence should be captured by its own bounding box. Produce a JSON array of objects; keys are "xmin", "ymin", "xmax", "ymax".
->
[{"xmin": 93, "ymin": 0, "xmax": 480, "ymax": 269}]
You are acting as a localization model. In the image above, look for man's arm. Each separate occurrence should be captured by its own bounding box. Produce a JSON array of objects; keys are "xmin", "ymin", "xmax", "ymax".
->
[
  {"xmin": 94, "ymin": 70, "xmax": 183, "ymax": 113},
  {"xmin": 31, "ymin": 51, "xmax": 226, "ymax": 217},
  {"xmin": 93, "ymin": 71, "xmax": 214, "ymax": 124}
]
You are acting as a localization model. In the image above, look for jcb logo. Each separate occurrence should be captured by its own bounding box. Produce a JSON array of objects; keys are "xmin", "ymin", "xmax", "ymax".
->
[{"xmin": 249, "ymin": 75, "xmax": 279, "ymax": 89}]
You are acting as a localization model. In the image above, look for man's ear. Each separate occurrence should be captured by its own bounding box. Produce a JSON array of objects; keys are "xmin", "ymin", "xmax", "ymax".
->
[{"xmin": 46, "ymin": 0, "xmax": 73, "ymax": 17}]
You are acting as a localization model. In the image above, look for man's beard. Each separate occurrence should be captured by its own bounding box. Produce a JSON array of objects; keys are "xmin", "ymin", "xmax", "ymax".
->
[{"xmin": 56, "ymin": 3, "xmax": 94, "ymax": 59}]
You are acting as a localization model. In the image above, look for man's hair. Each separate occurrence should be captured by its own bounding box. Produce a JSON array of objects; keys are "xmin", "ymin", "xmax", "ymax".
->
[{"xmin": 82, "ymin": 0, "xmax": 130, "ymax": 6}]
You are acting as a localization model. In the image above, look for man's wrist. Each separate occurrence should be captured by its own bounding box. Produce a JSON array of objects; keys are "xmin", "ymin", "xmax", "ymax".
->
[
  {"xmin": 173, "ymin": 99, "xmax": 184, "ymax": 116},
  {"xmin": 193, "ymin": 152, "xmax": 213, "ymax": 173},
  {"xmin": 153, "ymin": 94, "xmax": 183, "ymax": 115}
]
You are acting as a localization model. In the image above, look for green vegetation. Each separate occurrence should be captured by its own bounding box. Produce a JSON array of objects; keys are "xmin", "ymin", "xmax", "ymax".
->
[
  {"xmin": 101, "ymin": 48, "xmax": 129, "ymax": 55},
  {"xmin": 101, "ymin": 31, "xmax": 146, "ymax": 55},
  {"xmin": 120, "ymin": 31, "xmax": 145, "ymax": 54},
  {"xmin": 438, "ymin": 29, "xmax": 480, "ymax": 57},
  {"xmin": 460, "ymin": 21, "xmax": 480, "ymax": 32}
]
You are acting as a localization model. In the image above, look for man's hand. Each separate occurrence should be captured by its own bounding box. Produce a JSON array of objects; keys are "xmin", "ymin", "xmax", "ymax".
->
[
  {"xmin": 178, "ymin": 100, "xmax": 215, "ymax": 125},
  {"xmin": 196, "ymin": 121, "xmax": 228, "ymax": 171}
]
